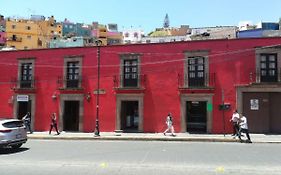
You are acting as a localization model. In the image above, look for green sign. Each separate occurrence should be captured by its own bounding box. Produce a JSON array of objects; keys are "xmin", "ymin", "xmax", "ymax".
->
[{"xmin": 207, "ymin": 103, "xmax": 213, "ymax": 111}]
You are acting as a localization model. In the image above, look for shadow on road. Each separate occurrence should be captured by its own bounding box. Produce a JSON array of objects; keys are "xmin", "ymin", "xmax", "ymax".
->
[{"xmin": 0, "ymin": 147, "xmax": 29, "ymax": 155}]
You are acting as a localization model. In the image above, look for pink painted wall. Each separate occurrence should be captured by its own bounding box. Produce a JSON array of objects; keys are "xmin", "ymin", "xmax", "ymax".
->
[{"xmin": 0, "ymin": 38, "xmax": 281, "ymax": 133}]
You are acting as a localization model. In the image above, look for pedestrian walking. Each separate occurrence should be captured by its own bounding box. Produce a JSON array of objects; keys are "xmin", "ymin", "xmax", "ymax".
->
[
  {"xmin": 49, "ymin": 112, "xmax": 60, "ymax": 135},
  {"xmin": 22, "ymin": 112, "xmax": 33, "ymax": 134},
  {"xmin": 163, "ymin": 112, "xmax": 176, "ymax": 136},
  {"xmin": 238, "ymin": 114, "xmax": 252, "ymax": 143},
  {"xmin": 230, "ymin": 110, "xmax": 239, "ymax": 137}
]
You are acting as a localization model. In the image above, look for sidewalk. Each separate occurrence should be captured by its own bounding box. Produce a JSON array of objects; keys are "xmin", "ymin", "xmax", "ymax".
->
[{"xmin": 27, "ymin": 132, "xmax": 281, "ymax": 143}]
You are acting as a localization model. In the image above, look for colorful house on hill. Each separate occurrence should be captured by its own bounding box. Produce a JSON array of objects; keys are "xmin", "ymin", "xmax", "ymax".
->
[{"xmin": 0, "ymin": 37, "xmax": 281, "ymax": 134}]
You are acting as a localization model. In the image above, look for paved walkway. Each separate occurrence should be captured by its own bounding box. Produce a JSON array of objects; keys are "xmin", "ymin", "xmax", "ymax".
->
[{"xmin": 27, "ymin": 132, "xmax": 281, "ymax": 143}]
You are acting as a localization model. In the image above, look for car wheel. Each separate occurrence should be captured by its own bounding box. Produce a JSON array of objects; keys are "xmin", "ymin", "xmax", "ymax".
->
[{"xmin": 11, "ymin": 144, "xmax": 23, "ymax": 149}]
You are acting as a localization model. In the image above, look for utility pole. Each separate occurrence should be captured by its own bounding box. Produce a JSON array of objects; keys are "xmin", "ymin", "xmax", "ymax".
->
[
  {"xmin": 222, "ymin": 89, "xmax": 226, "ymax": 137},
  {"xmin": 94, "ymin": 40, "xmax": 102, "ymax": 137}
]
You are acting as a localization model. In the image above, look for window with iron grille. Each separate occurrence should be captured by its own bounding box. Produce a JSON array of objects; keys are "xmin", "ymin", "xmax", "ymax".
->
[
  {"xmin": 66, "ymin": 61, "xmax": 79, "ymax": 88},
  {"xmin": 20, "ymin": 63, "xmax": 33, "ymax": 88},
  {"xmin": 188, "ymin": 56, "xmax": 205, "ymax": 87},
  {"xmin": 260, "ymin": 54, "xmax": 278, "ymax": 82},
  {"xmin": 123, "ymin": 59, "xmax": 138, "ymax": 87}
]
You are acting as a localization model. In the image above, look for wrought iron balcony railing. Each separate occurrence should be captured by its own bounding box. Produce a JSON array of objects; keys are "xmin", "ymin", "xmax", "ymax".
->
[
  {"xmin": 113, "ymin": 74, "xmax": 146, "ymax": 89},
  {"xmin": 57, "ymin": 75, "xmax": 83, "ymax": 89},
  {"xmin": 10, "ymin": 76, "xmax": 36, "ymax": 90},
  {"xmin": 250, "ymin": 68, "xmax": 281, "ymax": 84},
  {"xmin": 7, "ymin": 37, "xmax": 22, "ymax": 42},
  {"xmin": 178, "ymin": 73, "xmax": 216, "ymax": 89}
]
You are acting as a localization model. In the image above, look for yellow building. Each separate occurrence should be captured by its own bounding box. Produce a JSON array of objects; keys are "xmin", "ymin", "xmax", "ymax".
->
[
  {"xmin": 97, "ymin": 25, "xmax": 107, "ymax": 45},
  {"xmin": 92, "ymin": 22, "xmax": 123, "ymax": 46},
  {"xmin": 6, "ymin": 16, "xmax": 62, "ymax": 50}
]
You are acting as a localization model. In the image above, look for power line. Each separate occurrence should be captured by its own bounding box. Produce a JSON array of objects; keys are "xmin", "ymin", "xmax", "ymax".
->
[
  {"xmin": 0, "ymin": 42, "xmax": 277, "ymax": 68},
  {"xmin": 0, "ymin": 42, "xmax": 280, "ymax": 84}
]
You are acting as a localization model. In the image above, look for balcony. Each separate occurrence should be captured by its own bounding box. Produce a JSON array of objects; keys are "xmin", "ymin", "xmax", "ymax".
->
[
  {"xmin": 178, "ymin": 73, "xmax": 216, "ymax": 90},
  {"xmin": 10, "ymin": 77, "xmax": 36, "ymax": 91},
  {"xmin": 7, "ymin": 37, "xmax": 22, "ymax": 42},
  {"xmin": 250, "ymin": 68, "xmax": 281, "ymax": 84},
  {"xmin": 113, "ymin": 74, "xmax": 146, "ymax": 92},
  {"xmin": 57, "ymin": 76, "xmax": 83, "ymax": 90}
]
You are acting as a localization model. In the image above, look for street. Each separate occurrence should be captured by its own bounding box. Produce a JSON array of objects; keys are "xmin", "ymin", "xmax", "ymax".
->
[{"xmin": 0, "ymin": 140, "xmax": 281, "ymax": 175}]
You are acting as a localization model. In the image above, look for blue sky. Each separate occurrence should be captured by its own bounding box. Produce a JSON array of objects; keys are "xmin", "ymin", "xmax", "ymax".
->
[{"xmin": 1, "ymin": 0, "xmax": 281, "ymax": 34}]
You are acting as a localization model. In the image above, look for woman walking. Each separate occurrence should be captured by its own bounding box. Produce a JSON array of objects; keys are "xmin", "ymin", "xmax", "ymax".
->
[
  {"xmin": 163, "ymin": 112, "xmax": 176, "ymax": 136},
  {"xmin": 49, "ymin": 112, "xmax": 60, "ymax": 135}
]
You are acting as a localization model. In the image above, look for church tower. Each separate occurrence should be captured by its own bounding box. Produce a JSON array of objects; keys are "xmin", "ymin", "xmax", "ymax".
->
[{"xmin": 163, "ymin": 13, "xmax": 170, "ymax": 28}]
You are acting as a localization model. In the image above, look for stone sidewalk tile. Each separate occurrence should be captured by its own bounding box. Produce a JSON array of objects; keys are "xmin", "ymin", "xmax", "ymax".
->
[{"xmin": 26, "ymin": 132, "xmax": 281, "ymax": 143}]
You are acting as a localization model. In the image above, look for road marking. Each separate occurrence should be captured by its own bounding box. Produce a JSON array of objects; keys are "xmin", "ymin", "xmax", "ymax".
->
[
  {"xmin": 216, "ymin": 166, "xmax": 225, "ymax": 173},
  {"xmin": 100, "ymin": 162, "xmax": 108, "ymax": 168}
]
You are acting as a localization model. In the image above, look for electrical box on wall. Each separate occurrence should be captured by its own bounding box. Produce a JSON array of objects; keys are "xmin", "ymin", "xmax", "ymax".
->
[{"xmin": 219, "ymin": 103, "xmax": 231, "ymax": 110}]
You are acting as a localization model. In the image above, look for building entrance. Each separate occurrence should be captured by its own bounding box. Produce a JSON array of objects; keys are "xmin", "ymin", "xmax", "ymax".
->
[
  {"xmin": 17, "ymin": 101, "xmax": 32, "ymax": 120},
  {"xmin": 63, "ymin": 101, "xmax": 80, "ymax": 131},
  {"xmin": 186, "ymin": 101, "xmax": 207, "ymax": 133},
  {"xmin": 121, "ymin": 101, "xmax": 139, "ymax": 132},
  {"xmin": 243, "ymin": 92, "xmax": 281, "ymax": 133}
]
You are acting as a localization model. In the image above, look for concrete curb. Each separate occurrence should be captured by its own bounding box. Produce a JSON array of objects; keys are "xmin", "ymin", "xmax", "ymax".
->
[
  {"xmin": 26, "ymin": 132, "xmax": 281, "ymax": 144},
  {"xmin": 27, "ymin": 135, "xmax": 240, "ymax": 143}
]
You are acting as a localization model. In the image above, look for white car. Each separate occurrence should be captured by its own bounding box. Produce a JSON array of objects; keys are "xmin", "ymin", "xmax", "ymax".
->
[{"xmin": 0, "ymin": 118, "xmax": 27, "ymax": 149}]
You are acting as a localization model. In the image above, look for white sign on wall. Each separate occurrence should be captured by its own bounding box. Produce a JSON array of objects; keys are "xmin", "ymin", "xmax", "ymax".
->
[
  {"xmin": 17, "ymin": 95, "xmax": 29, "ymax": 102},
  {"xmin": 250, "ymin": 99, "xmax": 259, "ymax": 110}
]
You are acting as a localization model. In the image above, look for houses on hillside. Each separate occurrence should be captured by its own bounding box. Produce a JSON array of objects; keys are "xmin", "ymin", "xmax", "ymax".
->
[{"xmin": 1, "ymin": 14, "xmax": 281, "ymax": 50}]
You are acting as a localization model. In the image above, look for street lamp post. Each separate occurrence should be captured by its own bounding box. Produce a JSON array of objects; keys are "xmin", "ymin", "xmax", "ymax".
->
[{"xmin": 94, "ymin": 39, "xmax": 102, "ymax": 136}]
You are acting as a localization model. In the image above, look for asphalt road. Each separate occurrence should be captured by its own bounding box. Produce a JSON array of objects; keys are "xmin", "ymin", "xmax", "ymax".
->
[{"xmin": 0, "ymin": 140, "xmax": 281, "ymax": 175}]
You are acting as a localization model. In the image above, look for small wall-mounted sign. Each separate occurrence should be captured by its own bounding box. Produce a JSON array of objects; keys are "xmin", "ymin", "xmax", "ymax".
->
[
  {"xmin": 219, "ymin": 103, "xmax": 231, "ymax": 111},
  {"xmin": 17, "ymin": 95, "xmax": 29, "ymax": 102},
  {"xmin": 207, "ymin": 103, "xmax": 213, "ymax": 111},
  {"xmin": 93, "ymin": 89, "xmax": 106, "ymax": 95},
  {"xmin": 250, "ymin": 99, "xmax": 259, "ymax": 110}
]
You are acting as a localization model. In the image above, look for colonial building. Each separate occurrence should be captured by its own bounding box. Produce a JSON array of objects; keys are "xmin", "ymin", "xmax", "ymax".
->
[{"xmin": 0, "ymin": 37, "xmax": 281, "ymax": 134}]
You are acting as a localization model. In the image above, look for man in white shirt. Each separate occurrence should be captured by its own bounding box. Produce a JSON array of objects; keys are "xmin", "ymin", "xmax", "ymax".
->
[
  {"xmin": 238, "ymin": 114, "xmax": 252, "ymax": 143},
  {"xmin": 230, "ymin": 110, "xmax": 239, "ymax": 137}
]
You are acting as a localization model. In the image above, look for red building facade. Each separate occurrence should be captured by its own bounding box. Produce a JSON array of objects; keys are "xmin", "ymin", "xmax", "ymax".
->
[{"xmin": 1, "ymin": 38, "xmax": 281, "ymax": 134}]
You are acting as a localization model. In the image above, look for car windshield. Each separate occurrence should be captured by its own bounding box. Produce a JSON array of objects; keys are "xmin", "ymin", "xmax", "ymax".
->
[{"xmin": 2, "ymin": 121, "xmax": 24, "ymax": 128}]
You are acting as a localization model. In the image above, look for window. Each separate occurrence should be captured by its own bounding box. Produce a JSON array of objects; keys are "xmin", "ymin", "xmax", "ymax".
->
[
  {"xmin": 188, "ymin": 57, "xmax": 205, "ymax": 87},
  {"xmin": 123, "ymin": 59, "xmax": 138, "ymax": 87},
  {"xmin": 25, "ymin": 26, "xmax": 31, "ymax": 30},
  {"xmin": 12, "ymin": 25, "xmax": 16, "ymax": 29},
  {"xmin": 134, "ymin": 32, "xmax": 138, "ymax": 38},
  {"xmin": 62, "ymin": 57, "xmax": 82, "ymax": 89},
  {"xmin": 12, "ymin": 35, "xmax": 17, "ymax": 41},
  {"xmin": 260, "ymin": 54, "xmax": 277, "ymax": 82},
  {"xmin": 20, "ymin": 63, "xmax": 33, "ymax": 88},
  {"xmin": 38, "ymin": 39, "xmax": 42, "ymax": 46},
  {"xmin": 66, "ymin": 61, "xmax": 80, "ymax": 88},
  {"xmin": 184, "ymin": 50, "xmax": 210, "ymax": 88},
  {"xmin": 120, "ymin": 54, "xmax": 141, "ymax": 88},
  {"xmin": 27, "ymin": 36, "xmax": 31, "ymax": 39}
]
